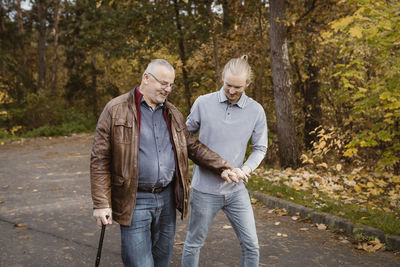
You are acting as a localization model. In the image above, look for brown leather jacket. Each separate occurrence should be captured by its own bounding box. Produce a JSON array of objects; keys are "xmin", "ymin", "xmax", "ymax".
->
[{"xmin": 90, "ymin": 89, "xmax": 232, "ymax": 226}]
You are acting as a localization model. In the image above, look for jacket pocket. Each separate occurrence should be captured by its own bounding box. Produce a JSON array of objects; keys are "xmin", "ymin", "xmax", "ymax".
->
[
  {"xmin": 114, "ymin": 119, "xmax": 132, "ymax": 144},
  {"xmin": 112, "ymin": 175, "xmax": 126, "ymax": 186}
]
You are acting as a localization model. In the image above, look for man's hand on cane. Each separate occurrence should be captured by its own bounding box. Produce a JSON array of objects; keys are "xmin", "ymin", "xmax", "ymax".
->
[{"xmin": 93, "ymin": 208, "xmax": 112, "ymax": 228}]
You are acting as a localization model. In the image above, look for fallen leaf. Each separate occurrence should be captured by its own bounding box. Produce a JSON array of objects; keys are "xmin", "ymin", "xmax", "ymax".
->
[
  {"xmin": 336, "ymin": 164, "xmax": 342, "ymax": 171},
  {"xmin": 14, "ymin": 223, "xmax": 27, "ymax": 231},
  {"xmin": 274, "ymin": 221, "xmax": 280, "ymax": 226},
  {"xmin": 291, "ymin": 216, "xmax": 300, "ymax": 221},
  {"xmin": 18, "ymin": 235, "xmax": 33, "ymax": 239},
  {"xmin": 299, "ymin": 228, "xmax": 309, "ymax": 231},
  {"xmin": 83, "ymin": 232, "xmax": 95, "ymax": 236},
  {"xmin": 316, "ymin": 223, "xmax": 327, "ymax": 230},
  {"xmin": 222, "ymin": 225, "xmax": 232, "ymax": 229}
]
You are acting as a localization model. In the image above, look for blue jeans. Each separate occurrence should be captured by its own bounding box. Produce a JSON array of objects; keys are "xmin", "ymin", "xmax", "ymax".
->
[
  {"xmin": 120, "ymin": 185, "xmax": 176, "ymax": 267},
  {"xmin": 182, "ymin": 188, "xmax": 259, "ymax": 267}
]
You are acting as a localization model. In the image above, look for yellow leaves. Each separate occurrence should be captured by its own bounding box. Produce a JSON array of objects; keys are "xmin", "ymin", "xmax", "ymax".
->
[
  {"xmin": 349, "ymin": 26, "xmax": 363, "ymax": 38},
  {"xmin": 331, "ymin": 16, "xmax": 354, "ymax": 31},
  {"xmin": 317, "ymin": 163, "xmax": 328, "ymax": 169},
  {"xmin": 260, "ymin": 168, "xmax": 398, "ymax": 213},
  {"xmin": 96, "ymin": 1, "xmax": 102, "ymax": 8},
  {"xmin": 366, "ymin": 182, "xmax": 374, "ymax": 188},
  {"xmin": 300, "ymin": 154, "xmax": 314, "ymax": 164},
  {"xmin": 353, "ymin": 185, "xmax": 362, "ymax": 193},
  {"xmin": 10, "ymin": 126, "xmax": 22, "ymax": 135},
  {"xmin": 320, "ymin": 30, "xmax": 333, "ymax": 40},
  {"xmin": 319, "ymin": 141, "xmax": 327, "ymax": 149},
  {"xmin": 336, "ymin": 164, "xmax": 343, "ymax": 172},
  {"xmin": 357, "ymin": 238, "xmax": 385, "ymax": 252},
  {"xmin": 343, "ymin": 148, "xmax": 358, "ymax": 157},
  {"xmin": 369, "ymin": 188, "xmax": 379, "ymax": 196}
]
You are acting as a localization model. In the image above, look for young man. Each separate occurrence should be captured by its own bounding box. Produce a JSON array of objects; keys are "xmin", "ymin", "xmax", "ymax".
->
[
  {"xmin": 90, "ymin": 59, "xmax": 242, "ymax": 267},
  {"xmin": 182, "ymin": 56, "xmax": 268, "ymax": 267}
]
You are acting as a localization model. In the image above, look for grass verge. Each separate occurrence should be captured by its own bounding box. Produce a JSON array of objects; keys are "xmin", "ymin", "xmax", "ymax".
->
[{"xmin": 247, "ymin": 175, "xmax": 400, "ymax": 236}]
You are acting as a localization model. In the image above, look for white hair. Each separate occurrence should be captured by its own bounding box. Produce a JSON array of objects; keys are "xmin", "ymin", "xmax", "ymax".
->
[{"xmin": 145, "ymin": 59, "xmax": 175, "ymax": 74}]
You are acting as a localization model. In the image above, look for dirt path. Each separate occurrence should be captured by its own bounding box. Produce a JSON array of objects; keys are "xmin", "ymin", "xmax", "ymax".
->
[{"xmin": 0, "ymin": 134, "xmax": 399, "ymax": 266}]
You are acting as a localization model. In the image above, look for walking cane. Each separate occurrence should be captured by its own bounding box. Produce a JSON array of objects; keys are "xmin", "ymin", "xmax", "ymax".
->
[{"xmin": 95, "ymin": 215, "xmax": 109, "ymax": 267}]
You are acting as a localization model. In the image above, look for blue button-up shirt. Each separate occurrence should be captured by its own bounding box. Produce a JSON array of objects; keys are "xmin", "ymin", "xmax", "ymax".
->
[
  {"xmin": 138, "ymin": 98, "xmax": 175, "ymax": 188},
  {"xmin": 186, "ymin": 88, "xmax": 268, "ymax": 195}
]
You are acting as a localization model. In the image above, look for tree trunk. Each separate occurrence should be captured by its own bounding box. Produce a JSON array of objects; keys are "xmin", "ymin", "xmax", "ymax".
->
[
  {"xmin": 303, "ymin": 54, "xmax": 322, "ymax": 149},
  {"xmin": 173, "ymin": 0, "xmax": 191, "ymax": 114},
  {"xmin": 254, "ymin": 0, "xmax": 268, "ymax": 103},
  {"xmin": 91, "ymin": 53, "xmax": 98, "ymax": 118},
  {"xmin": 51, "ymin": 0, "xmax": 61, "ymax": 95},
  {"xmin": 37, "ymin": 0, "xmax": 47, "ymax": 92},
  {"xmin": 222, "ymin": 0, "xmax": 233, "ymax": 33},
  {"xmin": 269, "ymin": 0, "xmax": 300, "ymax": 168},
  {"xmin": 16, "ymin": 0, "xmax": 26, "ymax": 101},
  {"xmin": 206, "ymin": 0, "xmax": 221, "ymax": 89}
]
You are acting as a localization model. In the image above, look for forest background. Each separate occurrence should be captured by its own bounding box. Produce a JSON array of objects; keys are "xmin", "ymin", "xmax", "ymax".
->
[{"xmin": 1, "ymin": 0, "xmax": 399, "ymax": 239}]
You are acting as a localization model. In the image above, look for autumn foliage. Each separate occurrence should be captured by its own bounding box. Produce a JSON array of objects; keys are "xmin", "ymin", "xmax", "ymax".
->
[{"xmin": 0, "ymin": 0, "xmax": 399, "ymax": 175}]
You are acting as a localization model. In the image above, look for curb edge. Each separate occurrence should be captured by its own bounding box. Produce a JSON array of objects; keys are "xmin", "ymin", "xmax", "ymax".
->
[{"xmin": 250, "ymin": 190, "xmax": 400, "ymax": 252}]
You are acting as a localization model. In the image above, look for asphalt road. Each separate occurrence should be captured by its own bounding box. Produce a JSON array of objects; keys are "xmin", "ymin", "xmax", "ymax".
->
[{"xmin": 0, "ymin": 133, "xmax": 399, "ymax": 267}]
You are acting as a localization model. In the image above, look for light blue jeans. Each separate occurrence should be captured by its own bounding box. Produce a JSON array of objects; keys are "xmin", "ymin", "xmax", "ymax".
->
[
  {"xmin": 182, "ymin": 188, "xmax": 259, "ymax": 267},
  {"xmin": 120, "ymin": 185, "xmax": 176, "ymax": 267}
]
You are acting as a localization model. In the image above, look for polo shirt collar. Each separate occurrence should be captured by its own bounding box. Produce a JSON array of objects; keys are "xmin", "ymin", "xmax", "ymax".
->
[{"xmin": 217, "ymin": 87, "xmax": 247, "ymax": 108}]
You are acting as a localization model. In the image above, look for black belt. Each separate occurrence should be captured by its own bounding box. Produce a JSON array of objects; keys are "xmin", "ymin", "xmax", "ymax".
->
[{"xmin": 138, "ymin": 185, "xmax": 169, "ymax": 194}]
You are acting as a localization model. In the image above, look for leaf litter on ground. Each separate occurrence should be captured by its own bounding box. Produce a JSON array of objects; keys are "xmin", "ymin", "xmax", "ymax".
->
[{"xmin": 254, "ymin": 167, "xmax": 400, "ymax": 214}]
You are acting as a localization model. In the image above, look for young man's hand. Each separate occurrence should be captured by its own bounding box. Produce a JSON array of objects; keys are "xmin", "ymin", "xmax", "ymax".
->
[
  {"xmin": 231, "ymin": 167, "xmax": 251, "ymax": 183},
  {"xmin": 240, "ymin": 165, "xmax": 252, "ymax": 183}
]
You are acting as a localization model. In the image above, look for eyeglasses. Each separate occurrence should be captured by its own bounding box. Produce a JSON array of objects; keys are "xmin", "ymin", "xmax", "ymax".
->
[{"xmin": 147, "ymin": 72, "xmax": 176, "ymax": 90}]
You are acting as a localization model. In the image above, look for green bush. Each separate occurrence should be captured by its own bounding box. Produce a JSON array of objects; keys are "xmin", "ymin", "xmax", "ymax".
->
[{"xmin": 22, "ymin": 120, "xmax": 95, "ymax": 138}]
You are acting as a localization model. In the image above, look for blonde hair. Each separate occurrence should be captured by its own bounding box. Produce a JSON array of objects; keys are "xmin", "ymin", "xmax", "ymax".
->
[{"xmin": 222, "ymin": 55, "xmax": 253, "ymax": 84}]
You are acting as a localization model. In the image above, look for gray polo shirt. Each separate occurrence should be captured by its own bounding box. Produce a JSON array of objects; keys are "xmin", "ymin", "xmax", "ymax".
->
[
  {"xmin": 186, "ymin": 88, "xmax": 268, "ymax": 195},
  {"xmin": 138, "ymin": 99, "xmax": 175, "ymax": 189}
]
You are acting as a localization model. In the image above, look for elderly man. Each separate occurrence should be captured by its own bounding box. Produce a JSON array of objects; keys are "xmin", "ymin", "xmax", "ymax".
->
[{"xmin": 90, "ymin": 59, "xmax": 242, "ymax": 267}]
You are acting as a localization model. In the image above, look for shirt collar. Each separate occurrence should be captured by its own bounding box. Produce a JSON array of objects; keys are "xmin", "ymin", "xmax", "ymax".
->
[
  {"xmin": 217, "ymin": 87, "xmax": 247, "ymax": 108},
  {"xmin": 140, "ymin": 95, "xmax": 164, "ymax": 110}
]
